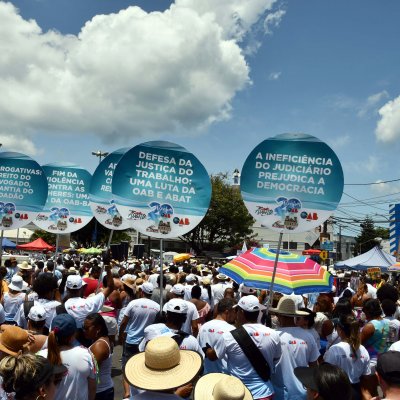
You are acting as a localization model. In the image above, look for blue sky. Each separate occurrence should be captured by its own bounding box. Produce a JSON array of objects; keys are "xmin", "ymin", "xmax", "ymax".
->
[{"xmin": 1, "ymin": 0, "xmax": 400, "ymax": 238}]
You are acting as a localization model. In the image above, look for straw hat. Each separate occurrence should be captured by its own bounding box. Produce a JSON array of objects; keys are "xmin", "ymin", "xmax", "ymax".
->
[
  {"xmin": 0, "ymin": 326, "xmax": 29, "ymax": 356},
  {"xmin": 18, "ymin": 261, "xmax": 32, "ymax": 271},
  {"xmin": 269, "ymin": 296, "xmax": 309, "ymax": 317},
  {"xmin": 194, "ymin": 373, "xmax": 253, "ymax": 400},
  {"xmin": 123, "ymin": 336, "xmax": 202, "ymax": 391}
]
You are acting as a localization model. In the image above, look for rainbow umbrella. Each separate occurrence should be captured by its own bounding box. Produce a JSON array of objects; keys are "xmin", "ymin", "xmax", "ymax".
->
[
  {"xmin": 219, "ymin": 247, "xmax": 333, "ymax": 295},
  {"xmin": 388, "ymin": 262, "xmax": 400, "ymax": 272}
]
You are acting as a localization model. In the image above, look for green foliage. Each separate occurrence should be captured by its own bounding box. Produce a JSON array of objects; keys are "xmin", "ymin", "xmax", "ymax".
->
[
  {"xmin": 374, "ymin": 226, "xmax": 389, "ymax": 240},
  {"xmin": 30, "ymin": 229, "xmax": 57, "ymax": 245},
  {"xmin": 355, "ymin": 216, "xmax": 382, "ymax": 254},
  {"xmin": 181, "ymin": 173, "xmax": 254, "ymax": 253}
]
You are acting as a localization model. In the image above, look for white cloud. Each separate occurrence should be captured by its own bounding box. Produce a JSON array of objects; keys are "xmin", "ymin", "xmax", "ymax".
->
[
  {"xmin": 328, "ymin": 134, "xmax": 350, "ymax": 149},
  {"xmin": 268, "ymin": 71, "xmax": 281, "ymax": 80},
  {"xmin": 357, "ymin": 90, "xmax": 389, "ymax": 117},
  {"xmin": 0, "ymin": 1, "xmax": 283, "ymax": 144},
  {"xmin": 346, "ymin": 155, "xmax": 380, "ymax": 174},
  {"xmin": 371, "ymin": 181, "xmax": 400, "ymax": 195},
  {"xmin": 0, "ymin": 134, "xmax": 40, "ymax": 156},
  {"xmin": 264, "ymin": 9, "xmax": 286, "ymax": 34},
  {"xmin": 375, "ymin": 95, "xmax": 400, "ymax": 142}
]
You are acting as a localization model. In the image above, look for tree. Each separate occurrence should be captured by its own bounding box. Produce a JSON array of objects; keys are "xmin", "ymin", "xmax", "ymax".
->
[
  {"xmin": 374, "ymin": 226, "xmax": 389, "ymax": 240},
  {"xmin": 181, "ymin": 174, "xmax": 255, "ymax": 253},
  {"xmin": 30, "ymin": 229, "xmax": 57, "ymax": 245},
  {"xmin": 355, "ymin": 216, "xmax": 380, "ymax": 254}
]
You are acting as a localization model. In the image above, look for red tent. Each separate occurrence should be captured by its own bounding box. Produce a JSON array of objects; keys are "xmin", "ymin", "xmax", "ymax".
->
[{"xmin": 16, "ymin": 238, "xmax": 55, "ymax": 251}]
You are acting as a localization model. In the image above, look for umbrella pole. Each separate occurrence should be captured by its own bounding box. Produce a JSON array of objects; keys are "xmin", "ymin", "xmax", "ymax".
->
[
  {"xmin": 96, "ymin": 229, "xmax": 114, "ymax": 292},
  {"xmin": 159, "ymin": 238, "xmax": 164, "ymax": 310},
  {"xmin": 267, "ymin": 231, "xmax": 283, "ymax": 313},
  {"xmin": 54, "ymin": 234, "xmax": 59, "ymax": 276},
  {"xmin": 0, "ymin": 230, "xmax": 3, "ymax": 266}
]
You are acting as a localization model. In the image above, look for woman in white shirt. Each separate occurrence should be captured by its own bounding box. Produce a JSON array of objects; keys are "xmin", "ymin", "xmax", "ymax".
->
[
  {"xmin": 324, "ymin": 314, "xmax": 370, "ymax": 400},
  {"xmin": 39, "ymin": 313, "xmax": 96, "ymax": 400}
]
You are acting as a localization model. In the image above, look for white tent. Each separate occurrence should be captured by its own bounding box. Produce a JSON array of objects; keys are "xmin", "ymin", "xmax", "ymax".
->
[{"xmin": 335, "ymin": 246, "xmax": 395, "ymax": 272}]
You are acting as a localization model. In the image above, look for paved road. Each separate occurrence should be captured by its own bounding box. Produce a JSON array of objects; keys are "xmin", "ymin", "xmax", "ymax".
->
[{"xmin": 112, "ymin": 344, "xmax": 124, "ymax": 399}]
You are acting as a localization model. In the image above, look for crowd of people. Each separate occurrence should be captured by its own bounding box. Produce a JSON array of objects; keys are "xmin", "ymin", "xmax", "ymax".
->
[{"xmin": 0, "ymin": 253, "xmax": 399, "ymax": 400}]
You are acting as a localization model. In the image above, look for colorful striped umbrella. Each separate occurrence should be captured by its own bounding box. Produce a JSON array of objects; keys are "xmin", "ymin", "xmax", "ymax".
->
[
  {"xmin": 219, "ymin": 247, "xmax": 333, "ymax": 295},
  {"xmin": 388, "ymin": 262, "xmax": 400, "ymax": 272}
]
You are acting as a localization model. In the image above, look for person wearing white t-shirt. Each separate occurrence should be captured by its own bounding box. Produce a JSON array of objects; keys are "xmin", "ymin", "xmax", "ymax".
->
[
  {"xmin": 269, "ymin": 296, "xmax": 320, "ymax": 400},
  {"xmin": 216, "ymin": 295, "xmax": 282, "ymax": 400},
  {"xmin": 382, "ymin": 299, "xmax": 400, "ymax": 345},
  {"xmin": 119, "ymin": 281, "xmax": 160, "ymax": 400},
  {"xmin": 211, "ymin": 274, "xmax": 232, "ymax": 306},
  {"xmin": 183, "ymin": 274, "xmax": 198, "ymax": 301},
  {"xmin": 64, "ymin": 264, "xmax": 114, "ymax": 329},
  {"xmin": 324, "ymin": 315, "xmax": 370, "ymax": 400},
  {"xmin": 198, "ymin": 297, "xmax": 236, "ymax": 374},
  {"xmin": 163, "ymin": 284, "xmax": 199, "ymax": 336}
]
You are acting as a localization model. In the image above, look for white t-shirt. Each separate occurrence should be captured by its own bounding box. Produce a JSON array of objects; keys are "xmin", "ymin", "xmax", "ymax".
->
[
  {"xmin": 211, "ymin": 282, "xmax": 232, "ymax": 305},
  {"xmin": 366, "ymin": 284, "xmax": 377, "ymax": 299},
  {"xmin": 324, "ymin": 341, "xmax": 371, "ymax": 383},
  {"xmin": 385, "ymin": 316, "xmax": 400, "ymax": 344},
  {"xmin": 0, "ymin": 304, "xmax": 5, "ymax": 325},
  {"xmin": 64, "ymin": 293, "xmax": 105, "ymax": 328},
  {"xmin": 148, "ymin": 274, "xmax": 159, "ymax": 288},
  {"xmin": 38, "ymin": 346, "xmax": 95, "ymax": 400},
  {"xmin": 123, "ymin": 298, "xmax": 160, "ymax": 344},
  {"xmin": 163, "ymin": 299, "xmax": 199, "ymax": 335},
  {"xmin": 14, "ymin": 298, "xmax": 60, "ymax": 328},
  {"xmin": 217, "ymin": 323, "xmax": 282, "ymax": 399},
  {"xmin": 3, "ymin": 292, "xmax": 25, "ymax": 321},
  {"xmin": 273, "ymin": 326, "xmax": 320, "ymax": 400},
  {"xmin": 198, "ymin": 318, "xmax": 235, "ymax": 373},
  {"xmin": 389, "ymin": 340, "xmax": 400, "ymax": 352}
]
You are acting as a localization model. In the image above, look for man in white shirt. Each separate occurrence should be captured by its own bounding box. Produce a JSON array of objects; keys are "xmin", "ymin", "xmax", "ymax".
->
[
  {"xmin": 198, "ymin": 297, "xmax": 236, "ymax": 373},
  {"xmin": 163, "ymin": 284, "xmax": 199, "ymax": 336},
  {"xmin": 211, "ymin": 274, "xmax": 232, "ymax": 306},
  {"xmin": 119, "ymin": 281, "xmax": 160, "ymax": 400},
  {"xmin": 269, "ymin": 296, "xmax": 320, "ymax": 400},
  {"xmin": 215, "ymin": 295, "xmax": 282, "ymax": 400},
  {"xmin": 64, "ymin": 264, "xmax": 114, "ymax": 328}
]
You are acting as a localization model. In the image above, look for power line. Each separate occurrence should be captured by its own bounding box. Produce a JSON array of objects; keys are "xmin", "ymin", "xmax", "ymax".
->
[
  {"xmin": 343, "ymin": 192, "xmax": 388, "ymax": 212},
  {"xmin": 344, "ymin": 178, "xmax": 400, "ymax": 186}
]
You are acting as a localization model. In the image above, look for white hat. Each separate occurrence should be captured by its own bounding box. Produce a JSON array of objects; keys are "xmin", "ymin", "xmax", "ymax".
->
[
  {"xmin": 166, "ymin": 298, "xmax": 188, "ymax": 314},
  {"xmin": 170, "ymin": 284, "xmax": 185, "ymax": 296},
  {"xmin": 234, "ymin": 295, "xmax": 266, "ymax": 312},
  {"xmin": 139, "ymin": 282, "xmax": 154, "ymax": 295},
  {"xmin": 9, "ymin": 275, "xmax": 26, "ymax": 292},
  {"xmin": 66, "ymin": 275, "xmax": 87, "ymax": 290},
  {"xmin": 239, "ymin": 284, "xmax": 258, "ymax": 295},
  {"xmin": 216, "ymin": 273, "xmax": 228, "ymax": 281},
  {"xmin": 186, "ymin": 274, "xmax": 197, "ymax": 283},
  {"xmin": 138, "ymin": 324, "xmax": 174, "ymax": 351},
  {"xmin": 28, "ymin": 304, "xmax": 47, "ymax": 322},
  {"xmin": 269, "ymin": 296, "xmax": 309, "ymax": 317},
  {"xmin": 68, "ymin": 267, "xmax": 78, "ymax": 274}
]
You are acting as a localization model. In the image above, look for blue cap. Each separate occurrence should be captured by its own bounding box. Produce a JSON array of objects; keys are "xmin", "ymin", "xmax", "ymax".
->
[{"xmin": 51, "ymin": 314, "xmax": 77, "ymax": 337}]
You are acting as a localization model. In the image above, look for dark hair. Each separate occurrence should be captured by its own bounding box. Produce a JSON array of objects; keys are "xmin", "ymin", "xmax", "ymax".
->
[
  {"xmin": 341, "ymin": 289, "xmax": 353, "ymax": 299},
  {"xmin": 169, "ymin": 265, "xmax": 179, "ymax": 274},
  {"xmin": 182, "ymin": 265, "xmax": 191, "ymax": 274},
  {"xmin": 191, "ymin": 285, "xmax": 202, "ymax": 299},
  {"xmin": 298, "ymin": 308, "xmax": 316, "ymax": 328},
  {"xmin": 381, "ymin": 299, "xmax": 397, "ymax": 317},
  {"xmin": 242, "ymin": 310, "xmax": 259, "ymax": 323},
  {"xmin": 316, "ymin": 363, "xmax": 352, "ymax": 400},
  {"xmin": 217, "ymin": 298, "xmax": 236, "ymax": 314},
  {"xmin": 32, "ymin": 274, "xmax": 58, "ymax": 298},
  {"xmin": 316, "ymin": 295, "xmax": 333, "ymax": 314},
  {"xmin": 46, "ymin": 260, "xmax": 54, "ymax": 271},
  {"xmin": 363, "ymin": 299, "xmax": 383, "ymax": 319},
  {"xmin": 377, "ymin": 284, "xmax": 399, "ymax": 303},
  {"xmin": 4, "ymin": 259, "xmax": 11, "ymax": 268},
  {"xmin": 36, "ymin": 261, "xmax": 44, "ymax": 270},
  {"xmin": 336, "ymin": 314, "xmax": 361, "ymax": 359},
  {"xmin": 166, "ymin": 311, "xmax": 186, "ymax": 329},
  {"xmin": 332, "ymin": 298, "xmax": 352, "ymax": 318},
  {"xmin": 157, "ymin": 275, "xmax": 167, "ymax": 288},
  {"xmin": 85, "ymin": 313, "xmax": 109, "ymax": 337}
]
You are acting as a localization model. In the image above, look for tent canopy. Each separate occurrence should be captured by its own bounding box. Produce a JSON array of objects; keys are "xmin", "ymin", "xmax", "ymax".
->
[
  {"xmin": 335, "ymin": 246, "xmax": 395, "ymax": 272},
  {"xmin": 16, "ymin": 238, "xmax": 55, "ymax": 251},
  {"xmin": 1, "ymin": 238, "xmax": 16, "ymax": 249}
]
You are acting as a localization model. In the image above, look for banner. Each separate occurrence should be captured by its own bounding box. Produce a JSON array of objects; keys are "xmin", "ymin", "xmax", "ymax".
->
[
  {"xmin": 89, "ymin": 148, "xmax": 133, "ymax": 230},
  {"xmin": 34, "ymin": 163, "xmax": 93, "ymax": 234},
  {"xmin": 112, "ymin": 141, "xmax": 211, "ymax": 239},
  {"xmin": 0, "ymin": 152, "xmax": 48, "ymax": 230},
  {"xmin": 241, "ymin": 133, "xmax": 344, "ymax": 233}
]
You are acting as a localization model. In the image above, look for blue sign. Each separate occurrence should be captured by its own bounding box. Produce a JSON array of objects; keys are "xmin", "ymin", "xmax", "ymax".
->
[
  {"xmin": 112, "ymin": 141, "xmax": 211, "ymax": 238},
  {"xmin": 241, "ymin": 133, "xmax": 344, "ymax": 233},
  {"xmin": 34, "ymin": 163, "xmax": 93, "ymax": 234},
  {"xmin": 89, "ymin": 148, "xmax": 132, "ymax": 230},
  {"xmin": 0, "ymin": 152, "xmax": 48, "ymax": 230},
  {"xmin": 321, "ymin": 240, "xmax": 334, "ymax": 251}
]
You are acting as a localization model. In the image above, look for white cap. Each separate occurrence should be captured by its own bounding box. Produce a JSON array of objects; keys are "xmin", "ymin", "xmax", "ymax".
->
[
  {"xmin": 186, "ymin": 274, "xmax": 197, "ymax": 283},
  {"xmin": 28, "ymin": 304, "xmax": 47, "ymax": 322},
  {"xmin": 170, "ymin": 284, "xmax": 185, "ymax": 296},
  {"xmin": 66, "ymin": 275, "xmax": 87, "ymax": 290},
  {"xmin": 235, "ymin": 295, "xmax": 266, "ymax": 312},
  {"xmin": 138, "ymin": 323, "xmax": 174, "ymax": 351},
  {"xmin": 166, "ymin": 298, "xmax": 189, "ymax": 314},
  {"xmin": 139, "ymin": 282, "xmax": 154, "ymax": 295},
  {"xmin": 239, "ymin": 284, "xmax": 258, "ymax": 295}
]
